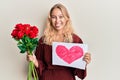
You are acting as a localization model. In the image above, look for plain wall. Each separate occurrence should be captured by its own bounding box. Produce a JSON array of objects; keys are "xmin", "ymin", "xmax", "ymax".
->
[{"xmin": 0, "ymin": 0, "xmax": 120, "ymax": 80}]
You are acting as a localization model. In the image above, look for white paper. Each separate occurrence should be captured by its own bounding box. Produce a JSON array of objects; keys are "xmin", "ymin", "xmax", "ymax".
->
[{"xmin": 52, "ymin": 42, "xmax": 88, "ymax": 70}]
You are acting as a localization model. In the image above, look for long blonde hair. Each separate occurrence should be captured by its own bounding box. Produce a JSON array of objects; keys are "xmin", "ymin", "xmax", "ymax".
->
[{"xmin": 43, "ymin": 3, "xmax": 74, "ymax": 45}]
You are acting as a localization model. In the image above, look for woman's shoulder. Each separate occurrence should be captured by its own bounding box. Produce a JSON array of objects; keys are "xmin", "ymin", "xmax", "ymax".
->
[
  {"xmin": 72, "ymin": 33, "xmax": 83, "ymax": 43},
  {"xmin": 38, "ymin": 36, "xmax": 50, "ymax": 45},
  {"xmin": 38, "ymin": 36, "xmax": 44, "ymax": 44}
]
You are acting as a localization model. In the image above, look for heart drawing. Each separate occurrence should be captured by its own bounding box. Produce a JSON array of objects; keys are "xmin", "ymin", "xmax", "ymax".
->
[{"xmin": 56, "ymin": 45, "xmax": 83, "ymax": 64}]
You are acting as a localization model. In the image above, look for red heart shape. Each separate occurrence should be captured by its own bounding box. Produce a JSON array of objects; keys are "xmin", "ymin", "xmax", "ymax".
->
[{"xmin": 56, "ymin": 45, "xmax": 83, "ymax": 64}]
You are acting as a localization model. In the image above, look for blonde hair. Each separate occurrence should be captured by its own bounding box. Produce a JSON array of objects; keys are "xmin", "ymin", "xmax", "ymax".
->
[{"xmin": 43, "ymin": 3, "xmax": 74, "ymax": 45}]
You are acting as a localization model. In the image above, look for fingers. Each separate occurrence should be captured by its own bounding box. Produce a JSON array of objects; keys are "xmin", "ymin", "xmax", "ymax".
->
[
  {"xmin": 83, "ymin": 52, "xmax": 91, "ymax": 64},
  {"xmin": 26, "ymin": 54, "xmax": 39, "ymax": 67},
  {"xmin": 26, "ymin": 54, "xmax": 36, "ymax": 63}
]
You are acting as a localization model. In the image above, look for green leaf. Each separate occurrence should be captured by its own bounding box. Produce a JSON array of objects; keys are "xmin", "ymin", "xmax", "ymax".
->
[
  {"xmin": 18, "ymin": 44, "xmax": 27, "ymax": 53},
  {"xmin": 17, "ymin": 35, "xmax": 38, "ymax": 54},
  {"xmin": 17, "ymin": 40, "xmax": 23, "ymax": 45},
  {"xmin": 33, "ymin": 38, "xmax": 38, "ymax": 44},
  {"xmin": 25, "ymin": 36, "xmax": 31, "ymax": 43}
]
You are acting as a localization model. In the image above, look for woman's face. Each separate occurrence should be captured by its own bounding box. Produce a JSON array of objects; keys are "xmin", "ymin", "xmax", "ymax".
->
[{"xmin": 50, "ymin": 8, "xmax": 67, "ymax": 32}]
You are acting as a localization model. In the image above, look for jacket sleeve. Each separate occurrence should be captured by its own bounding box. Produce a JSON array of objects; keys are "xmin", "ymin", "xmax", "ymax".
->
[
  {"xmin": 35, "ymin": 37, "xmax": 45, "ymax": 76},
  {"xmin": 72, "ymin": 33, "xmax": 87, "ymax": 79},
  {"xmin": 74, "ymin": 68, "xmax": 87, "ymax": 79}
]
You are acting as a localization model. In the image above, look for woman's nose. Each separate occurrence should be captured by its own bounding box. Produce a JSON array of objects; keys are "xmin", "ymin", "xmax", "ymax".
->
[{"xmin": 56, "ymin": 17, "xmax": 60, "ymax": 22}]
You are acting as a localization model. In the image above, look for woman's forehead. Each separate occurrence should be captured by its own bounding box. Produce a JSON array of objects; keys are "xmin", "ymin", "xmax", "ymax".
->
[{"xmin": 51, "ymin": 8, "xmax": 63, "ymax": 15}]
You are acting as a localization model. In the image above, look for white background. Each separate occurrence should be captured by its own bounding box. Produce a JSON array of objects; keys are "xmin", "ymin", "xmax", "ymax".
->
[{"xmin": 0, "ymin": 0, "xmax": 120, "ymax": 80}]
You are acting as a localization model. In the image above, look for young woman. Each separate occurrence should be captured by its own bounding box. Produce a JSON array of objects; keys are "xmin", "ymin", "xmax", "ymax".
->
[{"xmin": 27, "ymin": 3, "xmax": 91, "ymax": 80}]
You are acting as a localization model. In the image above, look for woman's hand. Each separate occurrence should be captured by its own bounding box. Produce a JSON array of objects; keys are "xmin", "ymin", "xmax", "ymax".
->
[
  {"xmin": 26, "ymin": 53, "xmax": 39, "ymax": 68},
  {"xmin": 83, "ymin": 52, "xmax": 91, "ymax": 64}
]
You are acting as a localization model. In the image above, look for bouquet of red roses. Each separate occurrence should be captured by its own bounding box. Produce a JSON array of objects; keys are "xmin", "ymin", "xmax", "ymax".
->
[{"xmin": 11, "ymin": 23, "xmax": 39, "ymax": 80}]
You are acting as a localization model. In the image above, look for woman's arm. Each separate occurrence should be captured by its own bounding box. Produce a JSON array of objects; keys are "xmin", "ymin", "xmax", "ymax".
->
[{"xmin": 72, "ymin": 34, "xmax": 91, "ymax": 79}]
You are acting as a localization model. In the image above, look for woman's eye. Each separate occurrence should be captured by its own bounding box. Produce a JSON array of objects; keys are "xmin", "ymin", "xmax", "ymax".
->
[
  {"xmin": 59, "ymin": 16, "xmax": 63, "ymax": 19},
  {"xmin": 51, "ymin": 16, "xmax": 56, "ymax": 19}
]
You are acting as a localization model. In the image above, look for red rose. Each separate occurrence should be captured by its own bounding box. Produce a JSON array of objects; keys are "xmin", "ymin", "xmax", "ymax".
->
[
  {"xmin": 15, "ymin": 23, "xmax": 24, "ymax": 31},
  {"xmin": 23, "ymin": 24, "xmax": 31, "ymax": 35},
  {"xmin": 28, "ymin": 31, "xmax": 37, "ymax": 38},
  {"xmin": 11, "ymin": 29, "xmax": 18, "ymax": 38},
  {"xmin": 30, "ymin": 26, "xmax": 39, "ymax": 34},
  {"xmin": 17, "ymin": 31, "xmax": 24, "ymax": 39},
  {"xmin": 11, "ymin": 23, "xmax": 39, "ymax": 39}
]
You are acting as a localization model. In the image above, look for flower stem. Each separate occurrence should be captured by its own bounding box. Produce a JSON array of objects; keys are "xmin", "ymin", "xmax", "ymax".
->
[
  {"xmin": 27, "ymin": 61, "xmax": 32, "ymax": 80},
  {"xmin": 27, "ymin": 51, "xmax": 38, "ymax": 80}
]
